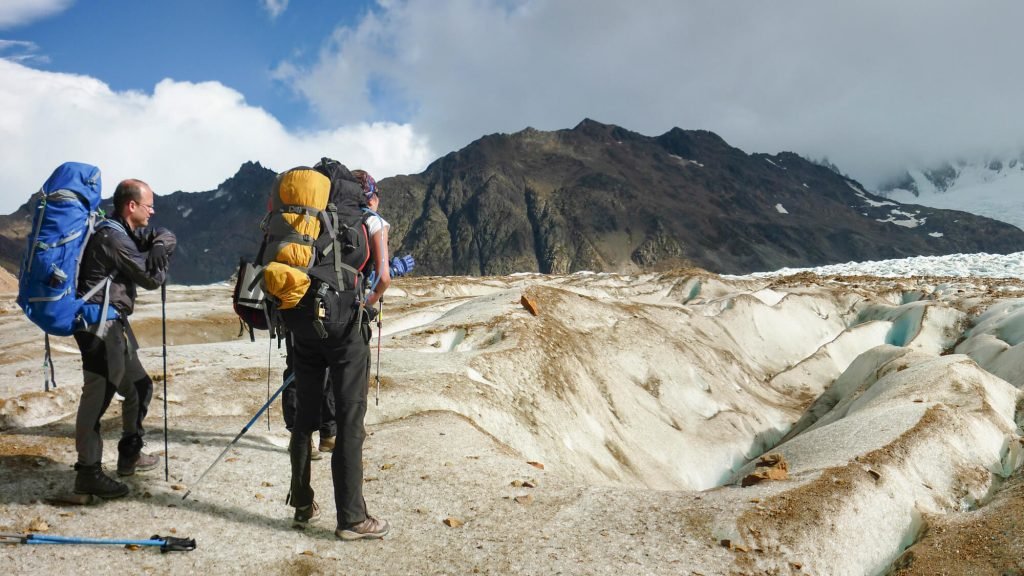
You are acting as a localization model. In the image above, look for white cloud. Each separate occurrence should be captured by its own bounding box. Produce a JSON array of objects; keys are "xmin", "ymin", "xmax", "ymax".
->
[
  {"xmin": 262, "ymin": 0, "xmax": 289, "ymax": 20},
  {"xmin": 0, "ymin": 59, "xmax": 434, "ymax": 213},
  {"xmin": 0, "ymin": 0, "xmax": 74, "ymax": 28},
  {"xmin": 281, "ymin": 0, "xmax": 1024, "ymax": 189},
  {"xmin": 0, "ymin": 39, "xmax": 48, "ymax": 64}
]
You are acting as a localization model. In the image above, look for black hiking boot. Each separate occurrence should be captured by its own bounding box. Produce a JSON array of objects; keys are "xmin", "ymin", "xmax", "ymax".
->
[{"xmin": 74, "ymin": 463, "xmax": 130, "ymax": 499}]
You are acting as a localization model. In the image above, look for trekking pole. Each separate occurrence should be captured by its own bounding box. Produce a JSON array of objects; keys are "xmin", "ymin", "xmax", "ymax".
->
[
  {"xmin": 375, "ymin": 297, "xmax": 383, "ymax": 406},
  {"xmin": 161, "ymin": 281, "xmax": 169, "ymax": 482},
  {"xmin": 181, "ymin": 371, "xmax": 294, "ymax": 501},
  {"xmin": 266, "ymin": 332, "xmax": 272, "ymax": 431},
  {"xmin": 0, "ymin": 532, "xmax": 196, "ymax": 552}
]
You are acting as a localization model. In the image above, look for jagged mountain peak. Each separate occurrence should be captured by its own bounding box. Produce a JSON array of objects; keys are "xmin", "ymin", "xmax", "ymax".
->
[
  {"xmin": 380, "ymin": 124, "xmax": 1024, "ymax": 277},
  {"xmin": 3, "ymin": 125, "xmax": 1024, "ymax": 283}
]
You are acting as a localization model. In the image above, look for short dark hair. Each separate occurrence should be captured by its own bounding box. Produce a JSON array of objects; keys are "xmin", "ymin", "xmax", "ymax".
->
[{"xmin": 113, "ymin": 180, "xmax": 146, "ymax": 215}]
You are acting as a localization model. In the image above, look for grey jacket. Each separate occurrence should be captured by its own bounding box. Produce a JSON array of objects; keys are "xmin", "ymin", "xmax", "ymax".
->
[{"xmin": 77, "ymin": 216, "xmax": 177, "ymax": 317}]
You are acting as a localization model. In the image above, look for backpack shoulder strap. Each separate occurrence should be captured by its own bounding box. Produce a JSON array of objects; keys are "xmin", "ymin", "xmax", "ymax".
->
[{"xmin": 96, "ymin": 218, "xmax": 129, "ymax": 237}]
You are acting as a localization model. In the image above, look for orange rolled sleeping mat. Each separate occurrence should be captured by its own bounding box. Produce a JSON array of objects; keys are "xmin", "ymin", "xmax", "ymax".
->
[{"xmin": 261, "ymin": 168, "xmax": 330, "ymax": 309}]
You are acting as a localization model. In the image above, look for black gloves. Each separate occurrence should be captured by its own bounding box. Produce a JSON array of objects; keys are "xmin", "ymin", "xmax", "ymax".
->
[{"xmin": 146, "ymin": 242, "xmax": 169, "ymax": 274}]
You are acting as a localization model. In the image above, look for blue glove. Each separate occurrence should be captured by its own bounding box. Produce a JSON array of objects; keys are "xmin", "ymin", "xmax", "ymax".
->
[{"xmin": 389, "ymin": 254, "xmax": 415, "ymax": 277}]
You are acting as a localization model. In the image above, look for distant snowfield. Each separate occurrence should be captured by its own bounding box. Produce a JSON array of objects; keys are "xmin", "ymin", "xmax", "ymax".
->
[
  {"xmin": 734, "ymin": 250, "xmax": 1024, "ymax": 280},
  {"xmin": 2, "ymin": 255, "xmax": 1024, "ymax": 574},
  {"xmin": 882, "ymin": 160, "xmax": 1024, "ymax": 231}
]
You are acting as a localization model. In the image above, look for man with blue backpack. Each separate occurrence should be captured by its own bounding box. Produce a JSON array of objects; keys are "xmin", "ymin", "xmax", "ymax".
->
[
  {"xmin": 71, "ymin": 178, "xmax": 176, "ymax": 498},
  {"xmin": 19, "ymin": 165, "xmax": 176, "ymax": 498}
]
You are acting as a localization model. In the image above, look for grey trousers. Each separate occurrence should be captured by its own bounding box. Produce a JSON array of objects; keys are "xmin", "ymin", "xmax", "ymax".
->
[{"xmin": 72, "ymin": 319, "xmax": 153, "ymax": 466}]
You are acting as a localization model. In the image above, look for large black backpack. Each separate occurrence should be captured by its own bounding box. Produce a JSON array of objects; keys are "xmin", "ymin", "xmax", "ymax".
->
[
  {"xmin": 232, "ymin": 158, "xmax": 372, "ymax": 341},
  {"xmin": 277, "ymin": 158, "xmax": 372, "ymax": 340}
]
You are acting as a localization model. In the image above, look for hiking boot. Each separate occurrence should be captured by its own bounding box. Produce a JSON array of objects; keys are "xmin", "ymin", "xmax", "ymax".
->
[
  {"xmin": 117, "ymin": 451, "xmax": 160, "ymax": 476},
  {"xmin": 318, "ymin": 435, "xmax": 336, "ymax": 453},
  {"xmin": 336, "ymin": 516, "xmax": 390, "ymax": 541},
  {"xmin": 74, "ymin": 463, "xmax": 130, "ymax": 499},
  {"xmin": 293, "ymin": 501, "xmax": 321, "ymax": 528}
]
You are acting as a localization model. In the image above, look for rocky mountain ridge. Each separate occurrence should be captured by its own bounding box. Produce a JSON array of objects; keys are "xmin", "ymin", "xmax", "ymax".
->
[{"xmin": 3, "ymin": 120, "xmax": 1024, "ymax": 283}]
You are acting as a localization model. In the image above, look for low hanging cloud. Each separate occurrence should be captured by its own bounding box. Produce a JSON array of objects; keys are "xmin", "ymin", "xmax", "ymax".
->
[
  {"xmin": 0, "ymin": 0, "xmax": 74, "ymax": 28},
  {"xmin": 0, "ymin": 59, "xmax": 433, "ymax": 213},
  {"xmin": 281, "ymin": 0, "xmax": 1024, "ymax": 188}
]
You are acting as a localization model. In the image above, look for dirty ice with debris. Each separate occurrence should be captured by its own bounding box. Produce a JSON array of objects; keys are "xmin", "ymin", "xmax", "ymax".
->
[{"xmin": 2, "ymin": 252, "xmax": 1024, "ymax": 575}]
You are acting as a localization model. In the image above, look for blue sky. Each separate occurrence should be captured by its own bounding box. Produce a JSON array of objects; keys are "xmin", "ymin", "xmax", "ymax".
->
[
  {"xmin": 1, "ymin": 1, "xmax": 1022, "ymax": 213},
  {"xmin": 6, "ymin": 0, "xmax": 374, "ymax": 128}
]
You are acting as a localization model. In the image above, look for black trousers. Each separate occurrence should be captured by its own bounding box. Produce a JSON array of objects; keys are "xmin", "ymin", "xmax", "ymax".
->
[
  {"xmin": 288, "ymin": 312, "xmax": 372, "ymax": 528},
  {"xmin": 281, "ymin": 337, "xmax": 337, "ymax": 437},
  {"xmin": 73, "ymin": 318, "xmax": 153, "ymax": 466}
]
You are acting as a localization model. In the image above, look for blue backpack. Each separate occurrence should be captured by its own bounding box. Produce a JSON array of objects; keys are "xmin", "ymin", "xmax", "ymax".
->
[{"xmin": 17, "ymin": 162, "xmax": 117, "ymax": 389}]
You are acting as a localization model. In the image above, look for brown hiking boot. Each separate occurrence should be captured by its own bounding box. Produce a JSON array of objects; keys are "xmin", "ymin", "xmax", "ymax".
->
[
  {"xmin": 74, "ymin": 463, "xmax": 130, "ymax": 499},
  {"xmin": 318, "ymin": 435, "xmax": 336, "ymax": 453},
  {"xmin": 117, "ymin": 451, "xmax": 160, "ymax": 476},
  {"xmin": 293, "ymin": 501, "xmax": 321, "ymax": 528},
  {"xmin": 336, "ymin": 516, "xmax": 390, "ymax": 541}
]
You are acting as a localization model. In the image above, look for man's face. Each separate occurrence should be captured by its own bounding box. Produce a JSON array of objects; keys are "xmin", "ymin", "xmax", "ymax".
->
[{"xmin": 127, "ymin": 187, "xmax": 155, "ymax": 229}]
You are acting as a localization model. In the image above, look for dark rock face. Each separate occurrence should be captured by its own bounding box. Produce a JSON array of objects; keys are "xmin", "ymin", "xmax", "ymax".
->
[
  {"xmin": 384, "ymin": 119, "xmax": 1024, "ymax": 276},
  {"xmin": 0, "ymin": 202, "xmax": 32, "ymax": 276},
  {"xmin": 3, "ymin": 121, "xmax": 1024, "ymax": 283}
]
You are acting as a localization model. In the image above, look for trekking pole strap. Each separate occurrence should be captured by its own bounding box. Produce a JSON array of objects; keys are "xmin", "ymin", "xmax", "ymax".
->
[
  {"xmin": 375, "ymin": 297, "xmax": 383, "ymax": 406},
  {"xmin": 43, "ymin": 334, "xmax": 54, "ymax": 391},
  {"xmin": 266, "ymin": 325, "xmax": 272, "ymax": 431}
]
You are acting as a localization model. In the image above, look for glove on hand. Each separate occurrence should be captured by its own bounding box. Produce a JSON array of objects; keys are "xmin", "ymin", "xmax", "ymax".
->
[
  {"xmin": 146, "ymin": 242, "xmax": 169, "ymax": 274},
  {"xmin": 389, "ymin": 254, "xmax": 416, "ymax": 277}
]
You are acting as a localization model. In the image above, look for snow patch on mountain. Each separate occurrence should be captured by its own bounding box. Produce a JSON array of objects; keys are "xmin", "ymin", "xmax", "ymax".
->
[{"xmin": 880, "ymin": 156, "xmax": 1024, "ymax": 230}]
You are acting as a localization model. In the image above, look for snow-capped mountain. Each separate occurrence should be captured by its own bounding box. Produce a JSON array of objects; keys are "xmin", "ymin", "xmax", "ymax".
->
[{"xmin": 879, "ymin": 155, "xmax": 1024, "ymax": 230}]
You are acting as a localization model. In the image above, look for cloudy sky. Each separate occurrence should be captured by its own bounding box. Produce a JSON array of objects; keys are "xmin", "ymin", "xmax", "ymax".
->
[{"xmin": 0, "ymin": 0, "xmax": 1020, "ymax": 213}]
